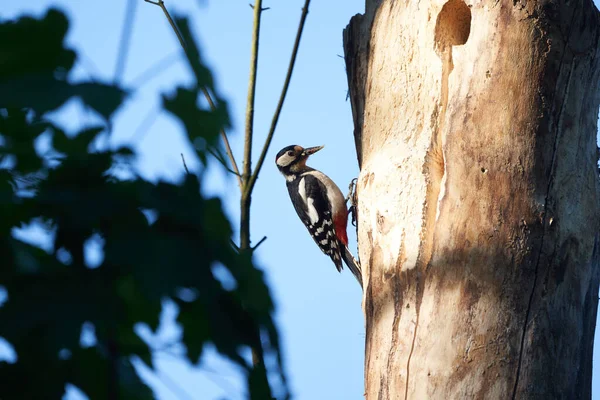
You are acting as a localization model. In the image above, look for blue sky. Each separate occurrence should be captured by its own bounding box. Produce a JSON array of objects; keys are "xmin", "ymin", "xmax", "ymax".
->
[{"xmin": 3, "ymin": 1, "xmax": 600, "ymax": 399}]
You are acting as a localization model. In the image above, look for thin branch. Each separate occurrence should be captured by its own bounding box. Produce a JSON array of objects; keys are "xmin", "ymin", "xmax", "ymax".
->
[
  {"xmin": 242, "ymin": 0, "xmax": 264, "ymax": 190},
  {"xmin": 77, "ymin": 49, "xmax": 102, "ymax": 80},
  {"xmin": 144, "ymin": 0, "xmax": 185, "ymax": 49},
  {"xmin": 151, "ymin": 343, "xmax": 238, "ymax": 397},
  {"xmin": 239, "ymin": 0, "xmax": 264, "ymax": 252},
  {"xmin": 229, "ymin": 239, "xmax": 240, "ymax": 252},
  {"xmin": 181, "ymin": 153, "xmax": 190, "ymax": 174},
  {"xmin": 247, "ymin": 0, "xmax": 311, "ymax": 195},
  {"xmin": 128, "ymin": 51, "xmax": 180, "ymax": 87},
  {"xmin": 201, "ymin": 87, "xmax": 243, "ymax": 187},
  {"xmin": 114, "ymin": 0, "xmax": 138, "ymax": 84},
  {"xmin": 249, "ymin": 3, "xmax": 271, "ymax": 11},
  {"xmin": 206, "ymin": 146, "xmax": 227, "ymax": 167},
  {"xmin": 130, "ymin": 106, "xmax": 160, "ymax": 143},
  {"xmin": 155, "ymin": 370, "xmax": 196, "ymax": 400},
  {"xmin": 193, "ymin": 366, "xmax": 241, "ymax": 397},
  {"xmin": 221, "ymin": 129, "xmax": 243, "ymax": 186},
  {"xmin": 251, "ymin": 236, "xmax": 267, "ymax": 251},
  {"xmin": 206, "ymin": 147, "xmax": 242, "ymax": 178},
  {"xmin": 145, "ymin": 0, "xmax": 242, "ymax": 189}
]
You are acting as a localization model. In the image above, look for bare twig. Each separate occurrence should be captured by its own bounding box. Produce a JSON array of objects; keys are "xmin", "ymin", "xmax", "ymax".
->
[
  {"xmin": 181, "ymin": 153, "xmax": 190, "ymax": 174},
  {"xmin": 240, "ymin": 0, "xmax": 264, "ymax": 251},
  {"xmin": 249, "ymin": 3, "xmax": 271, "ymax": 11},
  {"xmin": 206, "ymin": 147, "xmax": 242, "ymax": 177},
  {"xmin": 251, "ymin": 236, "xmax": 267, "ymax": 251},
  {"xmin": 201, "ymin": 87, "xmax": 242, "ymax": 187},
  {"xmin": 238, "ymin": 2, "xmax": 267, "ymax": 369},
  {"xmin": 114, "ymin": 0, "xmax": 138, "ymax": 83},
  {"xmin": 77, "ymin": 50, "xmax": 102, "ymax": 79},
  {"xmin": 247, "ymin": 0, "xmax": 311, "ymax": 195},
  {"xmin": 229, "ymin": 238, "xmax": 240, "ymax": 252},
  {"xmin": 129, "ymin": 51, "xmax": 180, "ymax": 87},
  {"xmin": 130, "ymin": 106, "xmax": 160, "ymax": 143},
  {"xmin": 145, "ymin": 0, "xmax": 242, "ymax": 187},
  {"xmin": 205, "ymin": 146, "xmax": 227, "ymax": 167},
  {"xmin": 242, "ymin": 0, "xmax": 264, "ymax": 190},
  {"xmin": 144, "ymin": 0, "xmax": 185, "ymax": 49},
  {"xmin": 155, "ymin": 369, "xmax": 196, "ymax": 400},
  {"xmin": 239, "ymin": 4, "xmax": 311, "ymax": 371}
]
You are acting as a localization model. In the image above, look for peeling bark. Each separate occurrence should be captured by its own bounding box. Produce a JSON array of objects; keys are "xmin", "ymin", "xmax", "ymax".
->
[{"xmin": 344, "ymin": 0, "xmax": 600, "ymax": 398}]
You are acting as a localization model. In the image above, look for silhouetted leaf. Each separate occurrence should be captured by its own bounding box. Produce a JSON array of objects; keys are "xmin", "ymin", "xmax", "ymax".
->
[
  {"xmin": 0, "ymin": 78, "xmax": 126, "ymax": 119},
  {"xmin": 0, "ymin": 8, "xmax": 288, "ymax": 400},
  {"xmin": 175, "ymin": 298, "xmax": 211, "ymax": 362},
  {"xmin": 0, "ymin": 8, "xmax": 75, "ymax": 79},
  {"xmin": 76, "ymin": 82, "xmax": 127, "ymax": 121},
  {"xmin": 0, "ymin": 109, "xmax": 46, "ymax": 173},
  {"xmin": 52, "ymin": 125, "xmax": 104, "ymax": 154},
  {"xmin": 174, "ymin": 16, "xmax": 216, "ymax": 93},
  {"xmin": 163, "ymin": 87, "xmax": 225, "ymax": 146},
  {"xmin": 0, "ymin": 358, "xmax": 67, "ymax": 400},
  {"xmin": 67, "ymin": 347, "xmax": 110, "ymax": 398}
]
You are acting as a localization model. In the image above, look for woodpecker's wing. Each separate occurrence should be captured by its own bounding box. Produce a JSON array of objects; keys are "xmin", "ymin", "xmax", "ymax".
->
[{"xmin": 287, "ymin": 173, "xmax": 343, "ymax": 271}]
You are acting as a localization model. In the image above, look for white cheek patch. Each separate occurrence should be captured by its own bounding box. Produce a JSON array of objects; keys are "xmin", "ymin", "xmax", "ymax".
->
[{"xmin": 276, "ymin": 154, "xmax": 294, "ymax": 167}]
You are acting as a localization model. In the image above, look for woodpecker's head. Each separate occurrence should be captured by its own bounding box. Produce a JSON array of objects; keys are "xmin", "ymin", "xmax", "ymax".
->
[{"xmin": 275, "ymin": 145, "xmax": 323, "ymax": 178}]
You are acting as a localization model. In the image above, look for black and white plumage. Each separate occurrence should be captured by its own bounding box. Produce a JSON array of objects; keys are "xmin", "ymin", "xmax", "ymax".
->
[{"xmin": 275, "ymin": 145, "xmax": 363, "ymax": 287}]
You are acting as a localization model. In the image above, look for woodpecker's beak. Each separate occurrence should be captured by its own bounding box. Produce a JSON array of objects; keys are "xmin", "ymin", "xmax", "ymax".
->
[{"xmin": 303, "ymin": 145, "xmax": 324, "ymax": 157}]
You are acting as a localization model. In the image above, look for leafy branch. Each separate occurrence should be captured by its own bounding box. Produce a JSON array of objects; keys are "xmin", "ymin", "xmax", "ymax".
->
[{"xmin": 0, "ymin": 8, "xmax": 287, "ymax": 399}]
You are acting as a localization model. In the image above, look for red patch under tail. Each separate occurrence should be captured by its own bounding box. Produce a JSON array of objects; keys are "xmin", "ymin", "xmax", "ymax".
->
[{"xmin": 333, "ymin": 212, "xmax": 348, "ymax": 245}]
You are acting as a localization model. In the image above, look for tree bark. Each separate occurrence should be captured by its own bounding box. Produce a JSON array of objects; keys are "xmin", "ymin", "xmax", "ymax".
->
[{"xmin": 344, "ymin": 1, "xmax": 600, "ymax": 399}]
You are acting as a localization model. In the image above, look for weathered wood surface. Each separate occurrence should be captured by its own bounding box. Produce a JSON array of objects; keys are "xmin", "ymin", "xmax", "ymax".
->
[{"xmin": 344, "ymin": 1, "xmax": 600, "ymax": 398}]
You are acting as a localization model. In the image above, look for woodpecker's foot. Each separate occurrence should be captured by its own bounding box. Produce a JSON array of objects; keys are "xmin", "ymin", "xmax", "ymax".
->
[
  {"xmin": 346, "ymin": 178, "xmax": 357, "ymax": 203},
  {"xmin": 346, "ymin": 178, "xmax": 358, "ymax": 227}
]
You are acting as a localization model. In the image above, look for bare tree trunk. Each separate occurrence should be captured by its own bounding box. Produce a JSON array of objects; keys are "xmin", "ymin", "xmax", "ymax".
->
[{"xmin": 344, "ymin": 1, "xmax": 600, "ymax": 398}]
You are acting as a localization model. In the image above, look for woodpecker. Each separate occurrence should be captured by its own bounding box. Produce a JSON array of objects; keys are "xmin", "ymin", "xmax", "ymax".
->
[{"xmin": 275, "ymin": 145, "xmax": 363, "ymax": 287}]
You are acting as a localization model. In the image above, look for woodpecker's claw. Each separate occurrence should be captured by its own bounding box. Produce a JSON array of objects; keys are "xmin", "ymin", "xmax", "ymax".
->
[
  {"xmin": 345, "ymin": 178, "xmax": 357, "ymax": 204},
  {"xmin": 349, "ymin": 206, "xmax": 357, "ymax": 227},
  {"xmin": 346, "ymin": 178, "xmax": 358, "ymax": 227}
]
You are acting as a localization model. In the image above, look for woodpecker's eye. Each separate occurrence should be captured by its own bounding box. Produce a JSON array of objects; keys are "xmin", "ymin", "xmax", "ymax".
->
[{"xmin": 287, "ymin": 151, "xmax": 294, "ymax": 157}]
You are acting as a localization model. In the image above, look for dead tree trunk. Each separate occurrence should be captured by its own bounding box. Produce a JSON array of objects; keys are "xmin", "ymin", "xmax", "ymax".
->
[{"xmin": 344, "ymin": 1, "xmax": 600, "ymax": 398}]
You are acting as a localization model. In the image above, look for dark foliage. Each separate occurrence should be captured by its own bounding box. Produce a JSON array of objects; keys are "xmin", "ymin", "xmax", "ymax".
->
[{"xmin": 0, "ymin": 8, "xmax": 287, "ymax": 400}]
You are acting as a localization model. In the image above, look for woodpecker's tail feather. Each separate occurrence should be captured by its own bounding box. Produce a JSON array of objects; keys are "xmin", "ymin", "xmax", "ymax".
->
[{"xmin": 342, "ymin": 246, "xmax": 363, "ymax": 288}]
